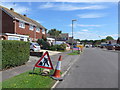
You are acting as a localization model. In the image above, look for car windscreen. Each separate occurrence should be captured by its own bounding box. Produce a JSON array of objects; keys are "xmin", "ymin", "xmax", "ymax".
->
[{"xmin": 34, "ymin": 43, "xmax": 40, "ymax": 46}]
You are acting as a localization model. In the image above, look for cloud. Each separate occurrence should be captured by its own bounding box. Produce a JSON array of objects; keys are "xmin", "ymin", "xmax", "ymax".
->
[
  {"xmin": 53, "ymin": 0, "xmax": 118, "ymax": 2},
  {"xmin": 39, "ymin": 3, "xmax": 107, "ymax": 11},
  {"xmin": 71, "ymin": 31, "xmax": 100, "ymax": 40},
  {"xmin": 2, "ymin": 0, "xmax": 119, "ymax": 2},
  {"xmin": 77, "ymin": 24, "xmax": 102, "ymax": 27},
  {"xmin": 69, "ymin": 24, "xmax": 102, "ymax": 28},
  {"xmin": 0, "ymin": 2, "xmax": 30, "ymax": 14},
  {"xmin": 81, "ymin": 29, "xmax": 89, "ymax": 31},
  {"xmin": 77, "ymin": 13, "xmax": 106, "ymax": 18},
  {"xmin": 101, "ymin": 34, "xmax": 118, "ymax": 38},
  {"xmin": 40, "ymin": 2, "xmax": 55, "ymax": 8}
]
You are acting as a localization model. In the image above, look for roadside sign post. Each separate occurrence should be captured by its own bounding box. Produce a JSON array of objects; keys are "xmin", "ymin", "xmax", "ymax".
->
[{"xmin": 31, "ymin": 51, "xmax": 54, "ymax": 74}]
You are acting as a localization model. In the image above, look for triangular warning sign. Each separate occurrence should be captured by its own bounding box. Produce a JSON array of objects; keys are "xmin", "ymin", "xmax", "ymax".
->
[{"xmin": 34, "ymin": 51, "xmax": 54, "ymax": 70}]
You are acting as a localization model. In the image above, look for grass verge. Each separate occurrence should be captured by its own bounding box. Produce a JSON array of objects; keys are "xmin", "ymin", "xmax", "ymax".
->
[
  {"xmin": 68, "ymin": 50, "xmax": 80, "ymax": 55},
  {"xmin": 2, "ymin": 68, "xmax": 57, "ymax": 88}
]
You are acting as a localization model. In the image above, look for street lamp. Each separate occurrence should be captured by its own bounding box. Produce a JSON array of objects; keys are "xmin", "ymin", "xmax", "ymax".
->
[{"xmin": 72, "ymin": 19, "xmax": 77, "ymax": 52}]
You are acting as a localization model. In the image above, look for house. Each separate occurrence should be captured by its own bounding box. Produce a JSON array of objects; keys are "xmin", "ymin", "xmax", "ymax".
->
[
  {"xmin": 47, "ymin": 38, "xmax": 55, "ymax": 46},
  {"xmin": 47, "ymin": 33, "xmax": 69, "ymax": 41},
  {"xmin": 56, "ymin": 33, "xmax": 69, "ymax": 41},
  {"xmin": 0, "ymin": 6, "xmax": 47, "ymax": 42},
  {"xmin": 66, "ymin": 37, "xmax": 77, "ymax": 45}
]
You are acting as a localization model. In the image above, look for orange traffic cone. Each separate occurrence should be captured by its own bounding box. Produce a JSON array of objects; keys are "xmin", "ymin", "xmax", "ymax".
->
[{"xmin": 51, "ymin": 55, "xmax": 63, "ymax": 81}]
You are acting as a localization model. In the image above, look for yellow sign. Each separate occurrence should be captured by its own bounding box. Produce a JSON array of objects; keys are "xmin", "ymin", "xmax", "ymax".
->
[{"xmin": 76, "ymin": 45, "xmax": 83, "ymax": 48}]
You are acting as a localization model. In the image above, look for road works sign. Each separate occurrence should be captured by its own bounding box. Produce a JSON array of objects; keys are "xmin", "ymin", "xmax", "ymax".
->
[{"xmin": 34, "ymin": 51, "xmax": 54, "ymax": 70}]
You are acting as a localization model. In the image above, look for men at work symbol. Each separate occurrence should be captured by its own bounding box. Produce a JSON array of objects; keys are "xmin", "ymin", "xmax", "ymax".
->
[
  {"xmin": 38, "ymin": 57, "xmax": 49, "ymax": 66},
  {"xmin": 43, "ymin": 57, "xmax": 49, "ymax": 66}
]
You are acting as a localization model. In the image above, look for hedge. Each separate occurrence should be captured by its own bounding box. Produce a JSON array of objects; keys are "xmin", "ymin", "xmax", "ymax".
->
[
  {"xmin": 2, "ymin": 40, "xmax": 30, "ymax": 70},
  {"xmin": 49, "ymin": 44, "xmax": 66, "ymax": 51}
]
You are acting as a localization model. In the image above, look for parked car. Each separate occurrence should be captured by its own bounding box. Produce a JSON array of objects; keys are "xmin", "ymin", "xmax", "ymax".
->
[
  {"xmin": 100, "ymin": 44, "xmax": 107, "ymax": 48},
  {"xmin": 66, "ymin": 43, "xmax": 71, "ymax": 50},
  {"xmin": 30, "ymin": 42, "xmax": 41, "ymax": 52},
  {"xmin": 106, "ymin": 44, "xmax": 115, "ymax": 50},
  {"xmin": 114, "ymin": 44, "xmax": 120, "ymax": 50}
]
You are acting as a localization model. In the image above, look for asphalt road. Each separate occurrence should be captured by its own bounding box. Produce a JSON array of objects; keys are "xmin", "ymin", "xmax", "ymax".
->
[{"xmin": 56, "ymin": 48, "xmax": 118, "ymax": 88}]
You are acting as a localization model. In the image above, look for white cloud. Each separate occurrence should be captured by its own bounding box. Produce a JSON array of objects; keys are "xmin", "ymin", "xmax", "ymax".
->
[
  {"xmin": 2, "ymin": 0, "xmax": 119, "ymax": 2},
  {"xmin": 40, "ymin": 2, "xmax": 55, "ymax": 8},
  {"xmin": 54, "ymin": 0, "xmax": 118, "ymax": 2},
  {"xmin": 81, "ymin": 29, "xmax": 89, "ymax": 31},
  {"xmin": 101, "ymin": 34, "xmax": 118, "ymax": 38},
  {"xmin": 77, "ymin": 13, "xmax": 106, "ymax": 18},
  {"xmin": 69, "ymin": 24, "xmax": 102, "ymax": 28},
  {"xmin": 69, "ymin": 30, "xmax": 118, "ymax": 40},
  {"xmin": 39, "ymin": 3, "xmax": 107, "ymax": 11},
  {"xmin": 0, "ymin": 2, "xmax": 30, "ymax": 14},
  {"xmin": 71, "ymin": 31, "xmax": 100, "ymax": 40},
  {"xmin": 77, "ymin": 24, "xmax": 102, "ymax": 27}
]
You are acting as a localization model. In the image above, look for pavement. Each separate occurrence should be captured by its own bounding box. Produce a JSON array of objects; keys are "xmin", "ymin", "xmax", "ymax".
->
[
  {"xmin": 1, "ymin": 50, "xmax": 80, "ymax": 82},
  {"xmin": 56, "ymin": 48, "xmax": 118, "ymax": 88}
]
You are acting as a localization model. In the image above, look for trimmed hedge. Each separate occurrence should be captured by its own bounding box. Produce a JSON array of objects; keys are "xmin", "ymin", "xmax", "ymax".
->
[{"xmin": 2, "ymin": 40, "xmax": 30, "ymax": 70}]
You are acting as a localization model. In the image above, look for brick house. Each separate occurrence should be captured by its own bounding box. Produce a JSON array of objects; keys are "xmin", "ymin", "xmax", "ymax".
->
[{"xmin": 0, "ymin": 5, "xmax": 47, "ymax": 41}]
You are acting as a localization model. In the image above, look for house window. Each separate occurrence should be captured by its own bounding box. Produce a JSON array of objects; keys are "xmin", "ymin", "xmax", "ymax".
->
[
  {"xmin": 29, "ymin": 25, "xmax": 34, "ymax": 30},
  {"xmin": 36, "ymin": 27, "xmax": 40, "ymax": 32},
  {"xmin": 19, "ymin": 21, "xmax": 25, "ymax": 28},
  {"xmin": 42, "ymin": 28, "xmax": 45, "ymax": 34}
]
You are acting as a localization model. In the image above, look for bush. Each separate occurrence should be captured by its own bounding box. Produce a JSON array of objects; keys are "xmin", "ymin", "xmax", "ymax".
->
[
  {"xmin": 49, "ymin": 44, "xmax": 66, "ymax": 51},
  {"xmin": 59, "ymin": 44, "xmax": 66, "ymax": 51},
  {"xmin": 2, "ymin": 40, "xmax": 30, "ymax": 70},
  {"xmin": 49, "ymin": 45, "xmax": 59, "ymax": 51},
  {"xmin": 37, "ymin": 39, "xmax": 50, "ymax": 49}
]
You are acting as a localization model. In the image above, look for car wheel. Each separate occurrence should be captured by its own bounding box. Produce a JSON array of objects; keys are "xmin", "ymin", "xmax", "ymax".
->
[{"xmin": 30, "ymin": 49, "xmax": 34, "ymax": 52}]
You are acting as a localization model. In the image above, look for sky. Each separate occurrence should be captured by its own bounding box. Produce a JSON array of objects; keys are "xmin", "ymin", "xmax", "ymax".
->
[{"xmin": 0, "ymin": 1, "xmax": 119, "ymax": 40}]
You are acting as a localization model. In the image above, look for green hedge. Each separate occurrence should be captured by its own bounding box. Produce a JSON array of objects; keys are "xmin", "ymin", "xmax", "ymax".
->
[
  {"xmin": 49, "ymin": 44, "xmax": 66, "ymax": 51},
  {"xmin": 2, "ymin": 40, "xmax": 30, "ymax": 70}
]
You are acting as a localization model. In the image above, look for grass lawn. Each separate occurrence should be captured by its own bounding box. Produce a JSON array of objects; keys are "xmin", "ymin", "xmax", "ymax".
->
[
  {"xmin": 2, "ymin": 68, "xmax": 56, "ymax": 88},
  {"xmin": 68, "ymin": 50, "xmax": 80, "ymax": 55}
]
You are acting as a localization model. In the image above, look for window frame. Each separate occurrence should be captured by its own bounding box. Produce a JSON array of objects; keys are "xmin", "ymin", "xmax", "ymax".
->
[
  {"xmin": 19, "ymin": 21, "xmax": 25, "ymax": 28},
  {"xmin": 29, "ymin": 25, "xmax": 34, "ymax": 30},
  {"xmin": 36, "ymin": 27, "xmax": 40, "ymax": 32}
]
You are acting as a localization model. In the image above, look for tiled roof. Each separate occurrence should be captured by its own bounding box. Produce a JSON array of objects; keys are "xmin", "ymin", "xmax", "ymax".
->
[{"xmin": 0, "ymin": 5, "xmax": 46, "ymax": 30}]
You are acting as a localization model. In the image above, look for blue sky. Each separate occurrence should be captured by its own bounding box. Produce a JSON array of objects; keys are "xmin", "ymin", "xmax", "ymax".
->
[{"xmin": 0, "ymin": 2, "xmax": 118, "ymax": 40}]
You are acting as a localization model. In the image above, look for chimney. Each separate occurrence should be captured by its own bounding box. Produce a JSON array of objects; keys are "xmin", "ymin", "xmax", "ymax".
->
[
  {"xmin": 10, "ymin": 8, "xmax": 14, "ymax": 11},
  {"xmin": 23, "ymin": 14, "xmax": 27, "ymax": 17}
]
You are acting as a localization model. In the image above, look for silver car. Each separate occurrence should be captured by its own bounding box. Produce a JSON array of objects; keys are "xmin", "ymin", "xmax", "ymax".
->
[{"xmin": 30, "ymin": 42, "xmax": 41, "ymax": 52}]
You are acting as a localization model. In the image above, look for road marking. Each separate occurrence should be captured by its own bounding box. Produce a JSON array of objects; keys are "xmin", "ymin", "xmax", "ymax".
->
[{"xmin": 51, "ymin": 55, "xmax": 80, "ymax": 89}]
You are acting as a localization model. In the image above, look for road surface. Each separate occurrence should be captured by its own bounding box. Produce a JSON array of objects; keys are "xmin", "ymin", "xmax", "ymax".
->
[{"xmin": 56, "ymin": 48, "xmax": 118, "ymax": 88}]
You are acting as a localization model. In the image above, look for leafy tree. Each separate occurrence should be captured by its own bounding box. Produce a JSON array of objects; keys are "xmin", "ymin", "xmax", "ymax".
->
[
  {"xmin": 48, "ymin": 29, "xmax": 62, "ymax": 43},
  {"xmin": 101, "ymin": 39, "xmax": 107, "ymax": 42},
  {"xmin": 76, "ymin": 39, "xmax": 80, "ymax": 42},
  {"xmin": 93, "ymin": 40, "xmax": 101, "ymax": 45},
  {"xmin": 106, "ymin": 36, "xmax": 114, "ymax": 40}
]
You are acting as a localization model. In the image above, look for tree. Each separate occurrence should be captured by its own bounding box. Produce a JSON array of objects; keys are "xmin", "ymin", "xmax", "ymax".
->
[
  {"xmin": 48, "ymin": 29, "xmax": 62, "ymax": 43},
  {"xmin": 101, "ymin": 39, "xmax": 107, "ymax": 42},
  {"xmin": 106, "ymin": 36, "xmax": 114, "ymax": 40}
]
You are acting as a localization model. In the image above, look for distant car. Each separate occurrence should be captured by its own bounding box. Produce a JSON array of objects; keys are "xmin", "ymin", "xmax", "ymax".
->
[
  {"xmin": 86, "ymin": 46, "xmax": 89, "ymax": 48},
  {"xmin": 92, "ymin": 45, "xmax": 95, "ymax": 48},
  {"xmin": 30, "ymin": 42, "xmax": 41, "ymax": 52}
]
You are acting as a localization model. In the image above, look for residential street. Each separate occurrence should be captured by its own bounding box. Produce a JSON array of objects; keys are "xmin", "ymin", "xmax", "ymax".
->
[{"xmin": 56, "ymin": 48, "xmax": 118, "ymax": 88}]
